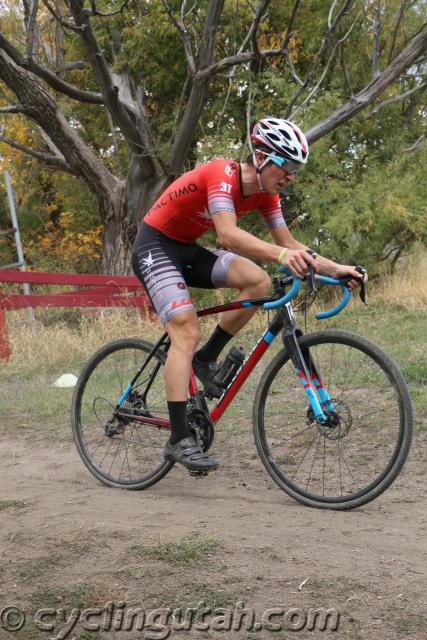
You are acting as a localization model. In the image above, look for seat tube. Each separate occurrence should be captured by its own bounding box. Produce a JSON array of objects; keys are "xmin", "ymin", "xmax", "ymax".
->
[{"xmin": 281, "ymin": 304, "xmax": 327, "ymax": 423}]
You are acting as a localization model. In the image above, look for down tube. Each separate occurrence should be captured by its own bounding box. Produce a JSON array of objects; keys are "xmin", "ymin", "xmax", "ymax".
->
[{"xmin": 210, "ymin": 331, "xmax": 275, "ymax": 423}]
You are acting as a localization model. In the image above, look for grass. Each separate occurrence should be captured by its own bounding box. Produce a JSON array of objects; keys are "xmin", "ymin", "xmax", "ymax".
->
[
  {"xmin": 17, "ymin": 554, "xmax": 60, "ymax": 579},
  {"xmin": 0, "ymin": 499, "xmax": 29, "ymax": 511},
  {"xmin": 28, "ymin": 582, "xmax": 122, "ymax": 611},
  {"xmin": 126, "ymin": 532, "xmax": 223, "ymax": 569},
  {"xmin": 155, "ymin": 579, "xmax": 242, "ymax": 611}
]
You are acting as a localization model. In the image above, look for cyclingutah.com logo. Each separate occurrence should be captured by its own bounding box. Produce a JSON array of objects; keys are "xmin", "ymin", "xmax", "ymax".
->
[{"xmin": 0, "ymin": 601, "xmax": 341, "ymax": 638}]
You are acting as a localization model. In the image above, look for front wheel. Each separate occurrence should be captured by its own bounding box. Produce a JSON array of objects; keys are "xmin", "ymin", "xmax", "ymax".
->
[{"xmin": 253, "ymin": 330, "xmax": 413, "ymax": 510}]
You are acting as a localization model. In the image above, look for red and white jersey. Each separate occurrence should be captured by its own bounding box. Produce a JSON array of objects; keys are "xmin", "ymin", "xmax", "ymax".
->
[{"xmin": 144, "ymin": 159, "xmax": 286, "ymax": 243}]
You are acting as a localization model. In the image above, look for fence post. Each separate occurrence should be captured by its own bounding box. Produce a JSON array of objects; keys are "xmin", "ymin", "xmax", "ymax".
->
[{"xmin": 0, "ymin": 296, "xmax": 11, "ymax": 361}]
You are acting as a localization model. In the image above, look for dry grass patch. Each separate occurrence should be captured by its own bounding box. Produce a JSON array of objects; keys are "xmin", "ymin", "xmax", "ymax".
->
[{"xmin": 126, "ymin": 532, "xmax": 224, "ymax": 569}]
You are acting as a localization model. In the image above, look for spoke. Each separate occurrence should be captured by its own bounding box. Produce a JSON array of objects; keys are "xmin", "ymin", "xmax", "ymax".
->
[
  {"xmin": 337, "ymin": 345, "xmax": 353, "ymax": 401},
  {"xmin": 263, "ymin": 413, "xmax": 309, "ymax": 426},
  {"xmin": 305, "ymin": 435, "xmax": 322, "ymax": 491},
  {"xmin": 97, "ymin": 437, "xmax": 114, "ymax": 468},
  {"xmin": 270, "ymin": 425, "xmax": 313, "ymax": 447},
  {"xmin": 86, "ymin": 435, "xmax": 107, "ymax": 454},
  {"xmin": 290, "ymin": 432, "xmax": 321, "ymax": 482},
  {"xmin": 326, "ymin": 342, "xmax": 335, "ymax": 392},
  {"xmin": 322, "ymin": 436, "xmax": 326, "ymax": 496},
  {"xmin": 124, "ymin": 440, "xmax": 133, "ymax": 480},
  {"xmin": 336, "ymin": 442, "xmax": 360, "ymax": 490},
  {"xmin": 338, "ymin": 439, "xmax": 344, "ymax": 496},
  {"xmin": 110, "ymin": 438, "xmax": 164, "ymax": 449},
  {"xmin": 108, "ymin": 438, "xmax": 124, "ymax": 475},
  {"xmin": 118, "ymin": 439, "xmax": 130, "ymax": 479}
]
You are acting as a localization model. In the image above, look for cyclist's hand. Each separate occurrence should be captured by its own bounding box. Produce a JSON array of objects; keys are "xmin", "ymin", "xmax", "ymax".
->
[
  {"xmin": 333, "ymin": 264, "xmax": 368, "ymax": 289},
  {"xmin": 280, "ymin": 249, "xmax": 319, "ymax": 279}
]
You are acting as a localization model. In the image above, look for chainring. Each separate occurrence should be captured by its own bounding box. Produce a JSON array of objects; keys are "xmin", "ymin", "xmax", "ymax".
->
[{"xmin": 187, "ymin": 407, "xmax": 215, "ymax": 452}]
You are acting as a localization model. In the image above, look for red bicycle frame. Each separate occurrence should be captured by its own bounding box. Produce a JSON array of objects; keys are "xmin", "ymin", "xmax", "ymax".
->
[{"xmin": 116, "ymin": 292, "xmax": 326, "ymax": 429}]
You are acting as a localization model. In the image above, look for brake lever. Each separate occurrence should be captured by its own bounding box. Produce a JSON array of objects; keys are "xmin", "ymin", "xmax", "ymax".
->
[
  {"xmin": 340, "ymin": 265, "xmax": 368, "ymax": 306},
  {"xmin": 355, "ymin": 265, "xmax": 367, "ymax": 305},
  {"xmin": 306, "ymin": 267, "xmax": 317, "ymax": 292},
  {"xmin": 306, "ymin": 249, "xmax": 318, "ymax": 293}
]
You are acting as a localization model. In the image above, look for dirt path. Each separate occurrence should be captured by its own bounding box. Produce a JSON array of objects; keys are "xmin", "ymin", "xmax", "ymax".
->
[{"xmin": 1, "ymin": 430, "xmax": 426, "ymax": 640}]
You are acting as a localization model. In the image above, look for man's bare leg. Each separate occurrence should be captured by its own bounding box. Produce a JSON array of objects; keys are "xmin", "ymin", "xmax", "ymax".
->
[
  {"xmin": 218, "ymin": 257, "xmax": 271, "ymax": 335},
  {"xmin": 196, "ymin": 257, "xmax": 271, "ymax": 366},
  {"xmin": 163, "ymin": 310, "xmax": 219, "ymax": 470},
  {"xmin": 164, "ymin": 310, "xmax": 200, "ymax": 401}
]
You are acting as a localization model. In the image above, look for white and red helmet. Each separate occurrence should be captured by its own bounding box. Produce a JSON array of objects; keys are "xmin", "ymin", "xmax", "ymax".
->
[{"xmin": 251, "ymin": 117, "xmax": 309, "ymax": 164}]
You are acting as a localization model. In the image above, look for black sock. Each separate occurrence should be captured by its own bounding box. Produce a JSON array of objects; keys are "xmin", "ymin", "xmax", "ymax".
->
[
  {"xmin": 196, "ymin": 324, "xmax": 234, "ymax": 363},
  {"xmin": 168, "ymin": 401, "xmax": 191, "ymax": 445}
]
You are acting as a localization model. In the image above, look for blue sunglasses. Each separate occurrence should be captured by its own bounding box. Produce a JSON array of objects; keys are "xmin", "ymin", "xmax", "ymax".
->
[{"xmin": 269, "ymin": 154, "xmax": 301, "ymax": 174}]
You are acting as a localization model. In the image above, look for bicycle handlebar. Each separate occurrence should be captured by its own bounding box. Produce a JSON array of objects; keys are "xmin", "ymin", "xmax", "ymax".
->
[{"xmin": 263, "ymin": 266, "xmax": 351, "ymax": 319}]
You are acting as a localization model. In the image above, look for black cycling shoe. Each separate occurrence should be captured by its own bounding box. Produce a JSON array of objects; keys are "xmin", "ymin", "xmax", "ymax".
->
[
  {"xmin": 192, "ymin": 353, "xmax": 224, "ymax": 399},
  {"xmin": 164, "ymin": 436, "xmax": 219, "ymax": 471}
]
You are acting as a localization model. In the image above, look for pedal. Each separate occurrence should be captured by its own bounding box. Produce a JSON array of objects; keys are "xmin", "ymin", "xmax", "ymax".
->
[{"xmin": 188, "ymin": 468, "xmax": 214, "ymax": 478}]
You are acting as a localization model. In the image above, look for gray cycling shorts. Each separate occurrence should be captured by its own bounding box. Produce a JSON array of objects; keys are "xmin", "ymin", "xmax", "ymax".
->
[{"xmin": 132, "ymin": 221, "xmax": 238, "ymax": 325}]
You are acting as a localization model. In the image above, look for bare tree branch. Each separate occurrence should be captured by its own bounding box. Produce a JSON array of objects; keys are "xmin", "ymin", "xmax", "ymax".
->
[
  {"xmin": 24, "ymin": 0, "xmax": 39, "ymax": 62},
  {"xmin": 236, "ymin": 0, "xmax": 270, "ymax": 55},
  {"xmin": 168, "ymin": 0, "xmax": 226, "ymax": 174},
  {"xmin": 404, "ymin": 134, "xmax": 425, "ymax": 152},
  {"xmin": 37, "ymin": 127, "xmax": 67, "ymax": 159},
  {"xmin": 54, "ymin": 0, "xmax": 66, "ymax": 77},
  {"xmin": 292, "ymin": 10, "xmax": 362, "ymax": 116},
  {"xmin": 368, "ymin": 81, "xmax": 426, "ymax": 116},
  {"xmin": 41, "ymin": 0, "xmax": 84, "ymax": 32},
  {"xmin": 67, "ymin": 0, "xmax": 153, "ymax": 172},
  {"xmin": 64, "ymin": 60, "xmax": 89, "ymax": 70},
  {"xmin": 216, "ymin": 75, "xmax": 233, "ymax": 137},
  {"xmin": 169, "ymin": 72, "xmax": 190, "ymax": 145},
  {"xmin": 388, "ymin": 0, "xmax": 409, "ymax": 64},
  {"xmin": 339, "ymin": 43, "xmax": 353, "ymax": 96},
  {"xmin": 161, "ymin": 0, "xmax": 196, "ymax": 76},
  {"xmin": 199, "ymin": 0, "xmax": 226, "ymax": 69},
  {"xmin": 0, "ymin": 32, "xmax": 104, "ymax": 104},
  {"xmin": 287, "ymin": 55, "xmax": 304, "ymax": 86},
  {"xmin": 285, "ymin": 0, "xmax": 354, "ymax": 117},
  {"xmin": 0, "ymin": 47, "xmax": 118, "ymax": 195},
  {"xmin": 249, "ymin": 0, "xmax": 271, "ymax": 57},
  {"xmin": 0, "ymin": 106, "xmax": 24, "ymax": 113},
  {"xmin": 371, "ymin": 0, "xmax": 381, "ymax": 79},
  {"xmin": 88, "ymin": 0, "xmax": 134, "ymax": 17},
  {"xmin": 29, "ymin": 60, "xmax": 105, "ymax": 103},
  {"xmin": 0, "ymin": 134, "xmax": 75, "ymax": 173},
  {"xmin": 282, "ymin": 0, "xmax": 301, "ymax": 53},
  {"xmin": 106, "ymin": 110, "xmax": 123, "ymax": 175},
  {"xmin": 278, "ymin": 0, "xmax": 302, "ymax": 84},
  {"xmin": 245, "ymin": 86, "xmax": 255, "ymax": 154},
  {"xmin": 306, "ymin": 24, "xmax": 427, "ymax": 142},
  {"xmin": 328, "ymin": 0, "xmax": 340, "ymax": 29},
  {"xmin": 197, "ymin": 51, "xmax": 254, "ymax": 80}
]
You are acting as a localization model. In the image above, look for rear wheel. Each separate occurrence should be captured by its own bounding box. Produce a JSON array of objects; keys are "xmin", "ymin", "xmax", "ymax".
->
[
  {"xmin": 71, "ymin": 338, "xmax": 173, "ymax": 489},
  {"xmin": 253, "ymin": 330, "xmax": 413, "ymax": 510}
]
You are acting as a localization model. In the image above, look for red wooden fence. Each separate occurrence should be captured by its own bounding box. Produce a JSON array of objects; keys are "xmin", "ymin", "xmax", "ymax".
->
[{"xmin": 0, "ymin": 270, "xmax": 153, "ymax": 361}]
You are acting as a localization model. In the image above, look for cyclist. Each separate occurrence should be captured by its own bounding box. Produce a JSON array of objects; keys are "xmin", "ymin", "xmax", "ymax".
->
[{"xmin": 132, "ymin": 117, "xmax": 366, "ymax": 473}]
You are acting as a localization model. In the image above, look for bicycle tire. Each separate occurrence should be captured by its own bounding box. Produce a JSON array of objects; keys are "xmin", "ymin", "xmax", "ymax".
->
[
  {"xmin": 253, "ymin": 329, "xmax": 413, "ymax": 510},
  {"xmin": 71, "ymin": 337, "xmax": 173, "ymax": 489}
]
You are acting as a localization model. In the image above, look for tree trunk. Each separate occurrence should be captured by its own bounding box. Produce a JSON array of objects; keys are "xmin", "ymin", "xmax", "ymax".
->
[{"xmin": 100, "ymin": 166, "xmax": 169, "ymax": 274}]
